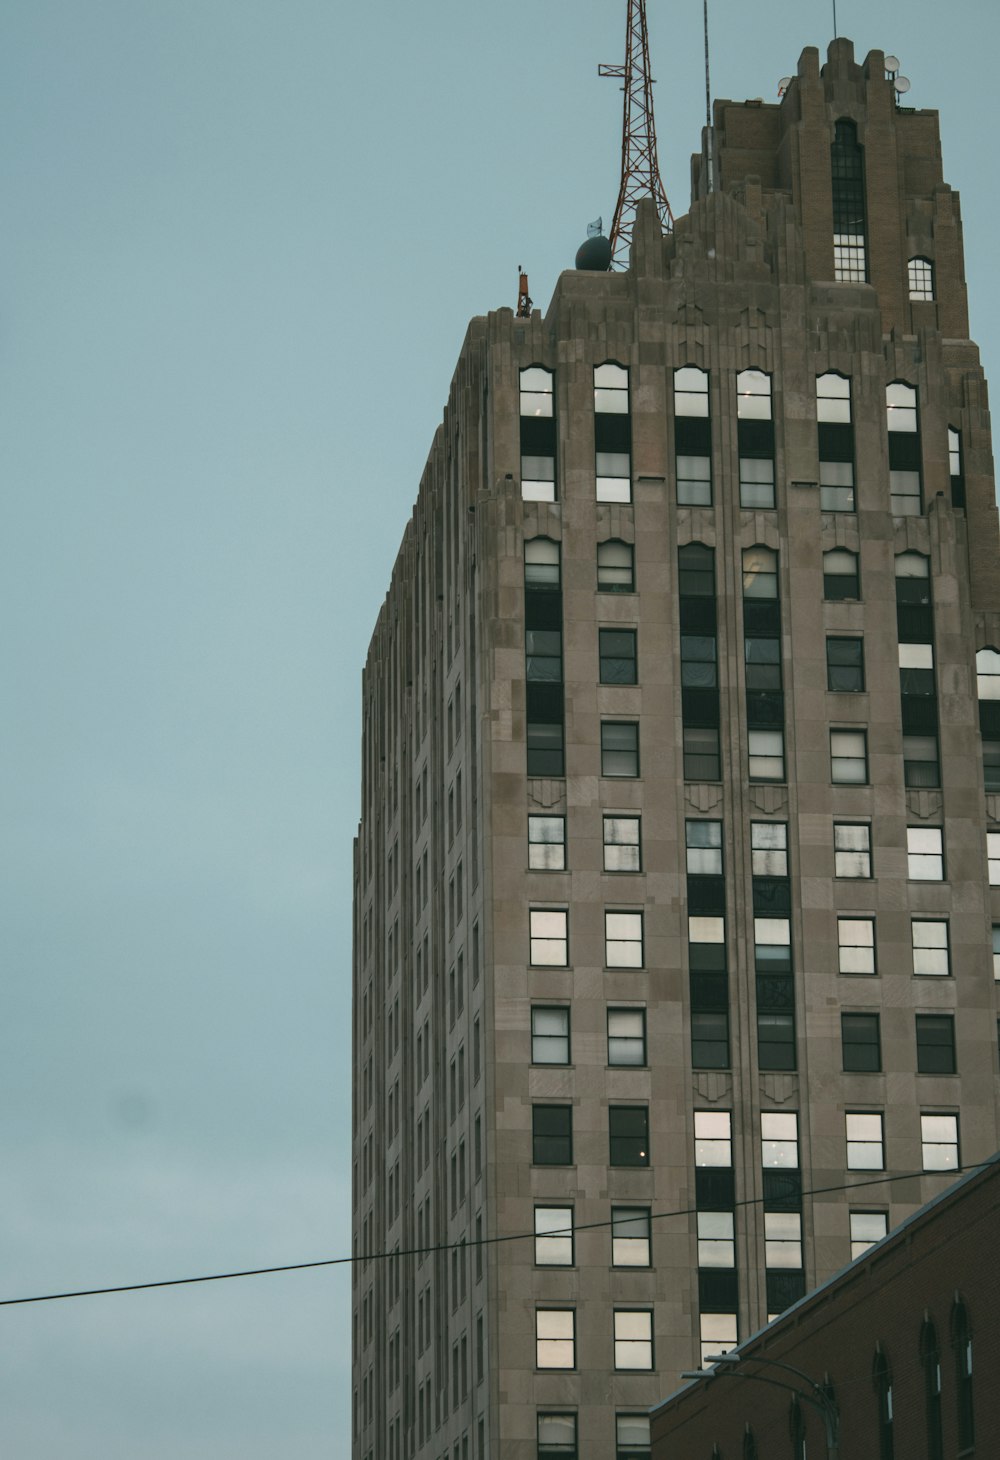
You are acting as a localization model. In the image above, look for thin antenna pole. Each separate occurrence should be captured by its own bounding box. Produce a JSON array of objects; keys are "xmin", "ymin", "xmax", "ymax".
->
[
  {"xmin": 704, "ymin": 0, "xmax": 714, "ymax": 192},
  {"xmin": 833, "ymin": 0, "xmax": 838, "ymax": 38}
]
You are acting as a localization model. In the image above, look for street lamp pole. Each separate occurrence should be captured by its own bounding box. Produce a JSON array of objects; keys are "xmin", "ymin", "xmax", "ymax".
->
[{"xmin": 680, "ymin": 1352, "xmax": 840, "ymax": 1460}]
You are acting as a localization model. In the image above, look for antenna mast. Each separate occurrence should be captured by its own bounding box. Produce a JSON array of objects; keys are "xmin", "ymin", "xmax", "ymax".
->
[{"xmin": 600, "ymin": 0, "xmax": 674, "ymax": 270}]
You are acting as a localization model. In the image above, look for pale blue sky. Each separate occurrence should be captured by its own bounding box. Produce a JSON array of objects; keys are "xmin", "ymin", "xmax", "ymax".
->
[{"xmin": 1, "ymin": 2, "xmax": 997, "ymax": 1455}]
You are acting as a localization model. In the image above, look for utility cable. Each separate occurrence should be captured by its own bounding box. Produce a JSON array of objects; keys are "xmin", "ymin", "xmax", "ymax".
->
[{"xmin": 1, "ymin": 1161, "xmax": 989, "ymax": 1310}]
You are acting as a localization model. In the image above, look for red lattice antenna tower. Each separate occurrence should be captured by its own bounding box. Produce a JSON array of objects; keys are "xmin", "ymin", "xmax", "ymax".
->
[{"xmin": 600, "ymin": 0, "xmax": 674, "ymax": 269}]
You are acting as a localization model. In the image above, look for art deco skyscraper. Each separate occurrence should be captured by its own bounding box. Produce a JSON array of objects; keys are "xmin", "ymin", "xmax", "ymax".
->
[{"xmin": 353, "ymin": 38, "xmax": 1000, "ymax": 1460}]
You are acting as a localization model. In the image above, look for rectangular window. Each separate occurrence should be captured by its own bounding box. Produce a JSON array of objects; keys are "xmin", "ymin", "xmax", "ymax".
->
[
  {"xmin": 850, "ymin": 1210, "xmax": 888, "ymax": 1259},
  {"xmin": 989, "ymin": 831, "xmax": 1000, "ymax": 886},
  {"xmin": 530, "ymin": 909, "xmax": 568, "ymax": 966},
  {"xmin": 739, "ymin": 456, "xmax": 775, "ymax": 510},
  {"xmin": 613, "ymin": 1310, "xmax": 653, "ymax": 1371},
  {"xmin": 846, "ymin": 1112, "xmax": 884, "ymax": 1171},
  {"xmin": 912, "ymin": 921, "xmax": 949, "ymax": 977},
  {"xmin": 831, "ymin": 728, "xmax": 868, "ymax": 783},
  {"xmin": 601, "ymin": 721, "xmax": 639, "ymax": 777},
  {"xmin": 609, "ymin": 1106, "xmax": 649, "ymax": 1167},
  {"xmin": 686, "ymin": 818, "xmax": 723, "ymax": 875},
  {"xmin": 751, "ymin": 821, "xmax": 788, "ymax": 877},
  {"xmin": 827, "ymin": 636, "xmax": 865, "ymax": 691},
  {"xmin": 835, "ymin": 823, "xmax": 872, "ymax": 877},
  {"xmin": 907, "ymin": 827, "xmax": 944, "ymax": 880},
  {"xmin": 607, "ymin": 1008, "xmax": 647, "ymax": 1066},
  {"xmin": 838, "ymin": 917, "xmax": 876, "ymax": 975},
  {"xmin": 603, "ymin": 815, "xmax": 641, "ymax": 872},
  {"xmin": 611, "ymin": 1207, "xmax": 651, "ymax": 1267},
  {"xmin": 532, "ymin": 1105, "xmax": 573, "ymax": 1166},
  {"xmin": 993, "ymin": 924, "xmax": 1000, "ymax": 980},
  {"xmin": 599, "ymin": 628, "xmax": 637, "ymax": 684},
  {"xmin": 594, "ymin": 363, "xmax": 631, "ymax": 503},
  {"xmin": 699, "ymin": 1313, "xmax": 737, "ymax": 1366},
  {"xmin": 534, "ymin": 1206, "xmax": 574, "ymax": 1266},
  {"xmin": 694, "ymin": 1110, "xmax": 732, "ymax": 1167},
  {"xmin": 819, "ymin": 459, "xmax": 855, "ymax": 513},
  {"xmin": 748, "ymin": 728, "xmax": 785, "ymax": 781},
  {"xmin": 535, "ymin": 1310, "xmax": 575, "ymax": 1369},
  {"xmin": 527, "ymin": 722, "xmax": 565, "ymax": 779},
  {"xmin": 605, "ymin": 911, "xmax": 643, "ymax": 968},
  {"xmin": 920, "ymin": 1113, "xmax": 959, "ymax": 1170},
  {"xmin": 615, "ymin": 1414, "xmax": 651, "ymax": 1460},
  {"xmin": 761, "ymin": 1112, "xmax": 799, "ymax": 1169},
  {"xmin": 676, "ymin": 454, "xmax": 713, "ymax": 505},
  {"xmin": 916, "ymin": 1015, "xmax": 956, "ymax": 1075},
  {"xmin": 531, "ymin": 1007, "xmax": 570, "ymax": 1065},
  {"xmin": 697, "ymin": 1210, "xmax": 735, "ymax": 1267},
  {"xmin": 537, "ymin": 1413, "xmax": 577, "ymax": 1460},
  {"xmin": 764, "ymin": 1211, "xmax": 802, "ymax": 1268},
  {"xmin": 842, "ymin": 1012, "xmax": 881, "ymax": 1071},
  {"xmin": 528, "ymin": 815, "xmax": 566, "ymax": 871},
  {"xmin": 908, "ymin": 257, "xmax": 934, "ymax": 300},
  {"xmin": 683, "ymin": 724, "xmax": 721, "ymax": 781}
]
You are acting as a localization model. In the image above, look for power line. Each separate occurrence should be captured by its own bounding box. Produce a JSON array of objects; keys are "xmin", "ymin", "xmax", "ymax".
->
[{"xmin": 1, "ymin": 1163, "xmax": 982, "ymax": 1310}]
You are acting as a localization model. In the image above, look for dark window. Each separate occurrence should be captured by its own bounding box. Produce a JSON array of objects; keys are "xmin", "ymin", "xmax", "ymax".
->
[
  {"xmin": 691, "ymin": 1009, "xmax": 729, "ymax": 1069},
  {"xmin": 615, "ymin": 1412, "xmax": 651, "ymax": 1459},
  {"xmin": 916, "ymin": 1015, "xmax": 956, "ymax": 1075},
  {"xmin": 842, "ymin": 1013, "xmax": 881, "ymax": 1072},
  {"xmin": 599, "ymin": 629, "xmax": 638, "ymax": 685},
  {"xmin": 827, "ymin": 636, "xmax": 865, "ymax": 691},
  {"xmin": 757, "ymin": 1010, "xmax": 796, "ymax": 1071},
  {"xmin": 683, "ymin": 725, "xmax": 721, "ymax": 781},
  {"xmin": 609, "ymin": 1106, "xmax": 649, "ymax": 1167},
  {"xmin": 527, "ymin": 722, "xmax": 564, "ymax": 778},
  {"xmin": 832, "ymin": 120, "xmax": 867, "ymax": 282},
  {"xmin": 602, "ymin": 721, "xmax": 639, "ymax": 777},
  {"xmin": 533, "ymin": 1105, "xmax": 573, "ymax": 1165},
  {"xmin": 598, "ymin": 540, "xmax": 634, "ymax": 593},
  {"xmin": 920, "ymin": 1320, "xmax": 943, "ymax": 1460},
  {"xmin": 873, "ymin": 1349, "xmax": 895, "ymax": 1460},
  {"xmin": 952, "ymin": 1299, "xmax": 975, "ymax": 1452}
]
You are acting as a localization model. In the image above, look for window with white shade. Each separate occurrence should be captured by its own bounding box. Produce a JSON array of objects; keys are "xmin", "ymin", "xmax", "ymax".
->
[
  {"xmin": 697, "ymin": 1211, "xmax": 735, "ymax": 1267},
  {"xmin": 907, "ymin": 827, "xmax": 943, "ymax": 881},
  {"xmin": 911, "ymin": 921, "xmax": 949, "ymax": 977},
  {"xmin": 850, "ymin": 1210, "xmax": 887, "ymax": 1259},
  {"xmin": 694, "ymin": 1110, "xmax": 732, "ymax": 1167},
  {"xmin": 530, "ymin": 910, "xmax": 568, "ymax": 966},
  {"xmin": 831, "ymin": 728, "xmax": 868, "ymax": 784},
  {"xmin": 605, "ymin": 911, "xmax": 643, "ymax": 968},
  {"xmin": 700, "ymin": 1313, "xmax": 737, "ymax": 1366},
  {"xmin": 674, "ymin": 367, "xmax": 712, "ymax": 505},
  {"xmin": 920, "ymin": 1113, "xmax": 958, "ymax": 1171},
  {"xmin": 519, "ymin": 367, "xmax": 556, "ymax": 501},
  {"xmin": 846, "ymin": 1112, "xmax": 884, "ymax": 1170},
  {"xmin": 817, "ymin": 373, "xmax": 855, "ymax": 511},
  {"xmin": 838, "ymin": 917, "xmax": 876, "ymax": 975},
  {"xmin": 534, "ymin": 1207, "xmax": 574, "ymax": 1266},
  {"xmin": 528, "ymin": 815, "xmax": 566, "ymax": 871},
  {"xmin": 835, "ymin": 823, "xmax": 871, "ymax": 877},
  {"xmin": 614, "ymin": 1310, "xmax": 653, "ymax": 1370},
  {"xmin": 536, "ymin": 1310, "xmax": 575, "ymax": 1368},
  {"xmin": 594, "ymin": 363, "xmax": 632, "ymax": 502},
  {"xmin": 611, "ymin": 1207, "xmax": 651, "ymax": 1267},
  {"xmin": 603, "ymin": 815, "xmax": 641, "ymax": 872}
]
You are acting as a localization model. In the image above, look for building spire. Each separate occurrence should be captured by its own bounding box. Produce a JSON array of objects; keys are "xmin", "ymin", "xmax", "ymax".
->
[{"xmin": 600, "ymin": 0, "xmax": 674, "ymax": 269}]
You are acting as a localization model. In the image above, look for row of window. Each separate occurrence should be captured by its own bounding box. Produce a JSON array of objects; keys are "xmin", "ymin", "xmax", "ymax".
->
[
  {"xmin": 535, "ymin": 1307, "xmax": 653, "ymax": 1370},
  {"xmin": 519, "ymin": 363, "xmax": 959, "ymax": 516},
  {"xmin": 529, "ymin": 1199, "xmax": 881, "ymax": 1271},
  {"xmin": 528, "ymin": 1003, "xmax": 961, "ymax": 1075},
  {"xmin": 530, "ymin": 1104, "xmax": 960, "ymax": 1172},
  {"xmin": 537, "ymin": 1412, "xmax": 649, "ymax": 1460}
]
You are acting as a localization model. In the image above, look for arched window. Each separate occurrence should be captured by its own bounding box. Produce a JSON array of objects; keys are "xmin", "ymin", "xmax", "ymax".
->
[
  {"xmin": 789, "ymin": 1397, "xmax": 806, "ymax": 1460},
  {"xmin": 976, "ymin": 647, "xmax": 1000, "ymax": 700},
  {"xmin": 920, "ymin": 1317, "xmax": 943, "ymax": 1460},
  {"xmin": 597, "ymin": 539, "xmax": 634, "ymax": 593},
  {"xmin": 742, "ymin": 546, "xmax": 778, "ymax": 599},
  {"xmin": 524, "ymin": 537, "xmax": 561, "ymax": 589},
  {"xmin": 594, "ymin": 362, "xmax": 631, "ymax": 502},
  {"xmin": 823, "ymin": 548, "xmax": 859, "ymax": 600},
  {"xmin": 951, "ymin": 1297, "xmax": 975, "ymax": 1451},
  {"xmin": 886, "ymin": 382, "xmax": 922, "ymax": 515},
  {"xmin": 742, "ymin": 1426, "xmax": 757, "ymax": 1460},
  {"xmin": 832, "ymin": 120, "xmax": 867, "ymax": 281},
  {"xmin": 908, "ymin": 256, "xmax": 935, "ymax": 301},
  {"xmin": 519, "ymin": 365, "xmax": 557, "ymax": 501},
  {"xmin": 873, "ymin": 1346, "xmax": 895, "ymax": 1460},
  {"xmin": 674, "ymin": 366, "xmax": 712, "ymax": 505}
]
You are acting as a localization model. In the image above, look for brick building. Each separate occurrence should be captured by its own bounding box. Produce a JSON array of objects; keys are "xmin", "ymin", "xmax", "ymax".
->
[
  {"xmin": 650, "ymin": 1154, "xmax": 1000, "ymax": 1459},
  {"xmin": 352, "ymin": 36, "xmax": 1000, "ymax": 1460}
]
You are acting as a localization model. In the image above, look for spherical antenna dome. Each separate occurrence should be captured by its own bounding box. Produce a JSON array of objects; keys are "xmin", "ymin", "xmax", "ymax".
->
[{"xmin": 575, "ymin": 234, "xmax": 612, "ymax": 271}]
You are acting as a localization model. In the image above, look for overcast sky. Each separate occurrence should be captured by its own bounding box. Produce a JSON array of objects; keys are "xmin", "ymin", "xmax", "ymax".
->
[{"xmin": 1, "ymin": 2, "xmax": 998, "ymax": 1455}]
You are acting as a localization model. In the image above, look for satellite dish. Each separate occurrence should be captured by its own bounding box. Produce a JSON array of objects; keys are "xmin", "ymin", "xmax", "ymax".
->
[
  {"xmin": 777, "ymin": 76, "xmax": 792, "ymax": 96},
  {"xmin": 894, "ymin": 76, "xmax": 911, "ymax": 94},
  {"xmin": 884, "ymin": 54, "xmax": 900, "ymax": 71}
]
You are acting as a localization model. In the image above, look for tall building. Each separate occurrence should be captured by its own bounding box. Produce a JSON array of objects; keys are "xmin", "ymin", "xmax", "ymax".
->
[{"xmin": 352, "ymin": 37, "xmax": 1000, "ymax": 1460}]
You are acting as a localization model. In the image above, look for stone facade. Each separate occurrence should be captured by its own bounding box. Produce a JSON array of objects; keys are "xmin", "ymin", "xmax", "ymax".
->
[{"xmin": 353, "ymin": 37, "xmax": 1000, "ymax": 1460}]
